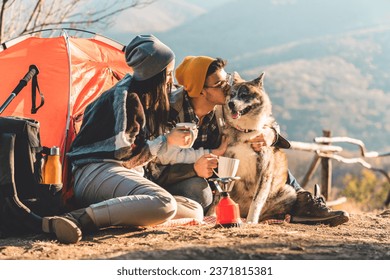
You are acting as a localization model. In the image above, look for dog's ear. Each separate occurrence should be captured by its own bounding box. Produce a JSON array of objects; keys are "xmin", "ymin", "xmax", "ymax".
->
[
  {"xmin": 253, "ymin": 72, "xmax": 265, "ymax": 88},
  {"xmin": 232, "ymin": 71, "xmax": 244, "ymax": 84}
]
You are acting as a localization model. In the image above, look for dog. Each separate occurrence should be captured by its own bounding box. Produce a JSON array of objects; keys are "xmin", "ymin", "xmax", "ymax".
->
[{"xmin": 220, "ymin": 72, "xmax": 297, "ymax": 223}]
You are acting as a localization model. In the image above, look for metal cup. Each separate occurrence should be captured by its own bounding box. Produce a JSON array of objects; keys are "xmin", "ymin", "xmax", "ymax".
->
[{"xmin": 175, "ymin": 122, "xmax": 198, "ymax": 148}]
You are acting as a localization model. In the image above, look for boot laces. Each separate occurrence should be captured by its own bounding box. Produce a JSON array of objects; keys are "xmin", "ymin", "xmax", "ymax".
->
[{"xmin": 312, "ymin": 195, "xmax": 328, "ymax": 210}]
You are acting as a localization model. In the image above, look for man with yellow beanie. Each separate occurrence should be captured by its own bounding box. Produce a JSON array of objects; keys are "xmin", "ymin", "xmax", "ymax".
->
[{"xmin": 147, "ymin": 55, "xmax": 350, "ymax": 226}]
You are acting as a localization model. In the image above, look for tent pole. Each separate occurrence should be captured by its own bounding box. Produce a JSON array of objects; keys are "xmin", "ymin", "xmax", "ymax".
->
[{"xmin": 62, "ymin": 29, "xmax": 73, "ymax": 163}]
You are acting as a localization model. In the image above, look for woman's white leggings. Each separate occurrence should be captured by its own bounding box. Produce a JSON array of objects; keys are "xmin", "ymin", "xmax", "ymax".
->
[{"xmin": 73, "ymin": 162, "xmax": 203, "ymax": 228}]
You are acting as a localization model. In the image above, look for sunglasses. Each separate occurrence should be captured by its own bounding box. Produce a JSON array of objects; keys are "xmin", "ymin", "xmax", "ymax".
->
[{"xmin": 204, "ymin": 73, "xmax": 233, "ymax": 89}]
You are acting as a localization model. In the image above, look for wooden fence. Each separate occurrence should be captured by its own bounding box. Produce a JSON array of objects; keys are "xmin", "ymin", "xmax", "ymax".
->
[{"xmin": 289, "ymin": 130, "xmax": 390, "ymax": 206}]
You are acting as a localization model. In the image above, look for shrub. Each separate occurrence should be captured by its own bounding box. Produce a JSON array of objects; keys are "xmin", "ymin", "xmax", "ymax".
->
[{"xmin": 341, "ymin": 169, "xmax": 389, "ymax": 211}]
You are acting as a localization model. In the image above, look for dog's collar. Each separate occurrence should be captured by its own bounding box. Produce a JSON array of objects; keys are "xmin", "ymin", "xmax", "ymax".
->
[
  {"xmin": 235, "ymin": 125, "xmax": 255, "ymax": 133},
  {"xmin": 225, "ymin": 120, "xmax": 256, "ymax": 133}
]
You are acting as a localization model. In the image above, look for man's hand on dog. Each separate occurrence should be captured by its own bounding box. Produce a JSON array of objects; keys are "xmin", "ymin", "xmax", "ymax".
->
[
  {"xmin": 194, "ymin": 154, "xmax": 218, "ymax": 178},
  {"xmin": 247, "ymin": 127, "xmax": 277, "ymax": 152}
]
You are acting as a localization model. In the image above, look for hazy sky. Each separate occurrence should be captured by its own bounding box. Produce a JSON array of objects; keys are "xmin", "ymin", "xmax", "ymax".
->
[
  {"xmin": 99, "ymin": 0, "xmax": 390, "ymax": 149},
  {"xmin": 103, "ymin": 0, "xmax": 390, "ymax": 44}
]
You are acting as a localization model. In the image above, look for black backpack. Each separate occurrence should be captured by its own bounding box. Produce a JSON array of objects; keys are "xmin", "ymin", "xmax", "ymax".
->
[{"xmin": 0, "ymin": 116, "xmax": 63, "ymax": 237}]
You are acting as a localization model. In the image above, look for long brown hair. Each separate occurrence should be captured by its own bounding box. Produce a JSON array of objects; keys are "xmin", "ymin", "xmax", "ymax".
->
[{"xmin": 129, "ymin": 70, "xmax": 170, "ymax": 138}]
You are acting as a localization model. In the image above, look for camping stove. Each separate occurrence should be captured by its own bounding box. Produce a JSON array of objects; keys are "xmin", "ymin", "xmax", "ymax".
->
[{"xmin": 209, "ymin": 176, "xmax": 242, "ymax": 228}]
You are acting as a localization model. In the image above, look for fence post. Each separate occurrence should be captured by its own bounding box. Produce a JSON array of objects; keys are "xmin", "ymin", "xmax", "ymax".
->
[
  {"xmin": 321, "ymin": 130, "xmax": 332, "ymax": 199},
  {"xmin": 301, "ymin": 155, "xmax": 321, "ymax": 189}
]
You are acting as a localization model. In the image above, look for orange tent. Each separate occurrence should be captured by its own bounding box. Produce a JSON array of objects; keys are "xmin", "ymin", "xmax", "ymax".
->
[{"xmin": 0, "ymin": 29, "xmax": 132, "ymax": 202}]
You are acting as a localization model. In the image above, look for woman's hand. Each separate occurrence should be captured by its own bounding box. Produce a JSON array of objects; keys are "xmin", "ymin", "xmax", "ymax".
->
[
  {"xmin": 193, "ymin": 154, "xmax": 218, "ymax": 178},
  {"xmin": 211, "ymin": 135, "xmax": 229, "ymax": 156},
  {"xmin": 166, "ymin": 127, "xmax": 192, "ymax": 147},
  {"xmin": 246, "ymin": 127, "xmax": 277, "ymax": 152}
]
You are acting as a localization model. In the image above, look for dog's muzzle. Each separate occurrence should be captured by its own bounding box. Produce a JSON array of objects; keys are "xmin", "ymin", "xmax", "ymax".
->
[{"xmin": 228, "ymin": 101, "xmax": 252, "ymax": 119}]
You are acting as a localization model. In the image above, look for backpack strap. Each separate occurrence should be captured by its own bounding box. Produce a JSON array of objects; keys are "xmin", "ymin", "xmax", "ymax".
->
[
  {"xmin": 31, "ymin": 71, "xmax": 44, "ymax": 114},
  {"xmin": 0, "ymin": 133, "xmax": 16, "ymax": 197},
  {"xmin": 214, "ymin": 105, "xmax": 226, "ymax": 135},
  {"xmin": 169, "ymin": 86, "xmax": 185, "ymax": 123}
]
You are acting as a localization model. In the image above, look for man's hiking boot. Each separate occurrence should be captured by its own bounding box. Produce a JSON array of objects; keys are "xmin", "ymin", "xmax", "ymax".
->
[
  {"xmin": 290, "ymin": 184, "xmax": 349, "ymax": 227},
  {"xmin": 42, "ymin": 208, "xmax": 96, "ymax": 244}
]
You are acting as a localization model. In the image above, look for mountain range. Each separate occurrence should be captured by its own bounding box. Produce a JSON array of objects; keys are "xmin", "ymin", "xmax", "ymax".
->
[{"xmin": 105, "ymin": 0, "xmax": 390, "ymax": 152}]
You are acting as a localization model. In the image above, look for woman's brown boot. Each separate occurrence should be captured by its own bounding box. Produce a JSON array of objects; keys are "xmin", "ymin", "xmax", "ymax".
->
[{"xmin": 42, "ymin": 208, "xmax": 97, "ymax": 244}]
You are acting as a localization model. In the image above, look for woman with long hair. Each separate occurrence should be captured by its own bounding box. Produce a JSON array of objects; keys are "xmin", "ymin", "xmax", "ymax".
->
[{"xmin": 42, "ymin": 35, "xmax": 216, "ymax": 244}]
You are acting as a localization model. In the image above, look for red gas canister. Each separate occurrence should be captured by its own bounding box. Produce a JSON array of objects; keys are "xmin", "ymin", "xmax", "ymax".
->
[{"xmin": 215, "ymin": 192, "xmax": 242, "ymax": 228}]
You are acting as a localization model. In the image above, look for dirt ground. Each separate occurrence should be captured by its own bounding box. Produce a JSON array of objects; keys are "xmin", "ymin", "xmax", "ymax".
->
[{"xmin": 0, "ymin": 208, "xmax": 389, "ymax": 260}]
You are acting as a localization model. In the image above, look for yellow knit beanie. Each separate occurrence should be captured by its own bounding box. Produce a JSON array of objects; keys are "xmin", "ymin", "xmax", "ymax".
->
[{"xmin": 175, "ymin": 56, "xmax": 215, "ymax": 97}]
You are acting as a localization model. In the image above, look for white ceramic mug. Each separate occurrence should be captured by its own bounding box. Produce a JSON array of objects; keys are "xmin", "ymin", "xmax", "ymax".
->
[
  {"xmin": 175, "ymin": 122, "xmax": 198, "ymax": 148},
  {"xmin": 217, "ymin": 156, "xmax": 240, "ymax": 178}
]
